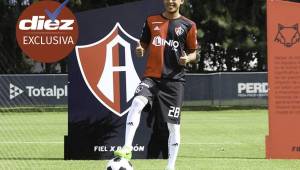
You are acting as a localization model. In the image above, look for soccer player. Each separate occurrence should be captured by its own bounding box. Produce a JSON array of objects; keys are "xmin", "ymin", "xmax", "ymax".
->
[{"xmin": 114, "ymin": 0, "xmax": 198, "ymax": 169}]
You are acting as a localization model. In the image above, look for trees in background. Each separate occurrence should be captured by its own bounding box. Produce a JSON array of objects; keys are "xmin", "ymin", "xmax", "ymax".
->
[
  {"xmin": 0, "ymin": 0, "xmax": 32, "ymax": 74},
  {"xmin": 183, "ymin": 0, "xmax": 266, "ymax": 72},
  {"xmin": 0, "ymin": 0, "xmax": 279, "ymax": 73}
]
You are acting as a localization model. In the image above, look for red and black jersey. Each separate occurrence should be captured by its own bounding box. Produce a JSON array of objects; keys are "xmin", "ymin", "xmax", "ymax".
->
[{"xmin": 140, "ymin": 14, "xmax": 198, "ymax": 81}]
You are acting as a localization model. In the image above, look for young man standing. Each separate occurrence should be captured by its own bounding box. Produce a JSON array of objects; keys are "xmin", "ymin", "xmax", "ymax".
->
[{"xmin": 115, "ymin": 0, "xmax": 198, "ymax": 169}]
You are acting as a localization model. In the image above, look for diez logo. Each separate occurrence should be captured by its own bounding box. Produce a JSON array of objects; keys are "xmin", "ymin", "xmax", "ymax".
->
[
  {"xmin": 16, "ymin": 0, "xmax": 78, "ymax": 63},
  {"xmin": 76, "ymin": 23, "xmax": 141, "ymax": 117},
  {"xmin": 19, "ymin": 16, "xmax": 74, "ymax": 31},
  {"xmin": 274, "ymin": 24, "xmax": 300, "ymax": 48}
]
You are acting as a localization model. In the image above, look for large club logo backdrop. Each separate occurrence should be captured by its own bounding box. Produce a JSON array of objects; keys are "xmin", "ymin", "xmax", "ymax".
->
[
  {"xmin": 76, "ymin": 23, "xmax": 140, "ymax": 117},
  {"xmin": 65, "ymin": 0, "xmax": 164, "ymax": 160}
]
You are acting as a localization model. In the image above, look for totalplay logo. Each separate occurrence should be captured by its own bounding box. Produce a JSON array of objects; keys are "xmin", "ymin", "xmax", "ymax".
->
[
  {"xmin": 9, "ymin": 83, "xmax": 67, "ymax": 100},
  {"xmin": 9, "ymin": 84, "xmax": 24, "ymax": 100}
]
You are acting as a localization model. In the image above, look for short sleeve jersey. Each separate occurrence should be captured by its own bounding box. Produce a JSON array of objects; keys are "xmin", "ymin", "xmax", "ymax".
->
[{"xmin": 140, "ymin": 14, "xmax": 198, "ymax": 81}]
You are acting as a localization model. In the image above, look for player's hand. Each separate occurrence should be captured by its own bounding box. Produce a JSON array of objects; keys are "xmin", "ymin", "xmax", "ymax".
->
[
  {"xmin": 136, "ymin": 41, "xmax": 144, "ymax": 57},
  {"xmin": 179, "ymin": 51, "xmax": 190, "ymax": 66}
]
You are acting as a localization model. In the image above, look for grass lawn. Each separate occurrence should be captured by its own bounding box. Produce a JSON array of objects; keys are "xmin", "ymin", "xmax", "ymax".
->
[{"xmin": 0, "ymin": 110, "xmax": 299, "ymax": 170}]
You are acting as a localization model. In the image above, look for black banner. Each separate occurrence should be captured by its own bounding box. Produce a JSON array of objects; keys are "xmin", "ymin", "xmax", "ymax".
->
[
  {"xmin": 0, "ymin": 74, "xmax": 67, "ymax": 107},
  {"xmin": 184, "ymin": 72, "xmax": 267, "ymax": 106},
  {"xmin": 0, "ymin": 72, "xmax": 267, "ymax": 108}
]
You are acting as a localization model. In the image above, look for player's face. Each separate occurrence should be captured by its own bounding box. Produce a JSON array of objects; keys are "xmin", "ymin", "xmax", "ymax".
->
[{"xmin": 163, "ymin": 0, "xmax": 184, "ymax": 14}]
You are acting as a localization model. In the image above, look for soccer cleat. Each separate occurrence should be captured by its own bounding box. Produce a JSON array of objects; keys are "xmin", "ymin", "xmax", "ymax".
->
[{"xmin": 114, "ymin": 146, "xmax": 132, "ymax": 160}]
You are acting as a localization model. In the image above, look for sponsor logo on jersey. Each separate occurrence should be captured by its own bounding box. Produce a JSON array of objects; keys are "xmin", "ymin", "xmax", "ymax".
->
[
  {"xmin": 152, "ymin": 36, "xmax": 179, "ymax": 51},
  {"xmin": 76, "ymin": 23, "xmax": 141, "ymax": 117},
  {"xmin": 175, "ymin": 26, "xmax": 184, "ymax": 36},
  {"xmin": 275, "ymin": 24, "xmax": 300, "ymax": 48},
  {"xmin": 154, "ymin": 26, "xmax": 160, "ymax": 31}
]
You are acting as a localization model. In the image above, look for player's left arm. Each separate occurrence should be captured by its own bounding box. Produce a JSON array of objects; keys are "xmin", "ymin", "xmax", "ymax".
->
[
  {"xmin": 186, "ymin": 23, "xmax": 198, "ymax": 62},
  {"xmin": 179, "ymin": 23, "xmax": 198, "ymax": 66},
  {"xmin": 185, "ymin": 50, "xmax": 197, "ymax": 62}
]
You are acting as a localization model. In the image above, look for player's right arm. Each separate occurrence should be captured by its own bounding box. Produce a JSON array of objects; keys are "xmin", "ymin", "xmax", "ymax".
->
[
  {"xmin": 136, "ymin": 19, "xmax": 151, "ymax": 58},
  {"xmin": 136, "ymin": 41, "xmax": 148, "ymax": 57}
]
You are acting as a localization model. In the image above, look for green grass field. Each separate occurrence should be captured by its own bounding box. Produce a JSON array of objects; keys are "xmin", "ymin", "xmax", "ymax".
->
[{"xmin": 0, "ymin": 110, "xmax": 300, "ymax": 170}]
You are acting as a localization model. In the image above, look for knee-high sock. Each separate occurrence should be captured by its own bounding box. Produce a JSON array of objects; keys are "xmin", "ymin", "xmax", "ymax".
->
[
  {"xmin": 124, "ymin": 96, "xmax": 148, "ymax": 147},
  {"xmin": 167, "ymin": 123, "xmax": 180, "ymax": 169}
]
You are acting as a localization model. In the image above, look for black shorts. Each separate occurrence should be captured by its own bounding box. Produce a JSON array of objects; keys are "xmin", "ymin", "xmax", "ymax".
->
[{"xmin": 134, "ymin": 77, "xmax": 185, "ymax": 124}]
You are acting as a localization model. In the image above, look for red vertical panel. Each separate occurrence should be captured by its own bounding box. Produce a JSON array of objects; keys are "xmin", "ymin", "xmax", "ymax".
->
[{"xmin": 267, "ymin": 0, "xmax": 300, "ymax": 159}]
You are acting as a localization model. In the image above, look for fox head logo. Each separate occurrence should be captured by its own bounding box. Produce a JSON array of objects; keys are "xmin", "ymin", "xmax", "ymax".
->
[{"xmin": 274, "ymin": 24, "xmax": 300, "ymax": 48}]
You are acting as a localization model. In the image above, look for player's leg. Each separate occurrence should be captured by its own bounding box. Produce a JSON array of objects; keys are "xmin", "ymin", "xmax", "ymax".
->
[
  {"xmin": 124, "ymin": 95, "xmax": 148, "ymax": 147},
  {"xmin": 166, "ymin": 123, "xmax": 180, "ymax": 170},
  {"xmin": 158, "ymin": 80, "xmax": 184, "ymax": 170},
  {"xmin": 114, "ymin": 95, "xmax": 148, "ymax": 160},
  {"xmin": 114, "ymin": 78, "xmax": 155, "ymax": 160}
]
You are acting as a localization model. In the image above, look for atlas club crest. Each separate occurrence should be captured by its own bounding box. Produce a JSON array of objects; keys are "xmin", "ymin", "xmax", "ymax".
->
[{"xmin": 76, "ymin": 23, "xmax": 141, "ymax": 117}]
